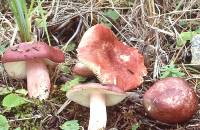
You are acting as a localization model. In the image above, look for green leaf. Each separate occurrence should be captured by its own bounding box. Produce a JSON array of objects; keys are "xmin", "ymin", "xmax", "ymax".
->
[
  {"xmin": 65, "ymin": 43, "xmax": 76, "ymax": 52},
  {"xmin": 132, "ymin": 123, "xmax": 139, "ymax": 130},
  {"xmin": 0, "ymin": 115, "xmax": 9, "ymax": 130},
  {"xmin": 101, "ymin": 9, "xmax": 120, "ymax": 28},
  {"xmin": 195, "ymin": 27, "xmax": 200, "ymax": 33},
  {"xmin": 103, "ymin": 9, "xmax": 120, "ymax": 22},
  {"xmin": 176, "ymin": 31, "xmax": 197, "ymax": 47},
  {"xmin": 35, "ymin": 18, "xmax": 46, "ymax": 28},
  {"xmin": 34, "ymin": 6, "xmax": 47, "ymax": 28},
  {"xmin": 14, "ymin": 127, "xmax": 21, "ymax": 130},
  {"xmin": 0, "ymin": 87, "xmax": 14, "ymax": 96},
  {"xmin": 160, "ymin": 64, "xmax": 185, "ymax": 78},
  {"xmin": 60, "ymin": 120, "xmax": 80, "ymax": 130},
  {"xmin": 179, "ymin": 20, "xmax": 187, "ymax": 27},
  {"xmin": 15, "ymin": 89, "xmax": 28, "ymax": 96},
  {"xmin": 61, "ymin": 76, "xmax": 87, "ymax": 92},
  {"xmin": 2, "ymin": 94, "xmax": 28, "ymax": 108},
  {"xmin": 0, "ymin": 43, "xmax": 7, "ymax": 54},
  {"xmin": 35, "ymin": 0, "xmax": 50, "ymax": 45},
  {"xmin": 59, "ymin": 64, "xmax": 70, "ymax": 75}
]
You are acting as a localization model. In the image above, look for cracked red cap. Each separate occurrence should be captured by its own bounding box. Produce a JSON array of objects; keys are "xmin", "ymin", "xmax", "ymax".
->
[{"xmin": 77, "ymin": 24, "xmax": 147, "ymax": 91}]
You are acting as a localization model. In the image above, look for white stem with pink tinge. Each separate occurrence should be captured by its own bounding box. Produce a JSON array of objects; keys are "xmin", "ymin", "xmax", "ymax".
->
[
  {"xmin": 26, "ymin": 60, "xmax": 50, "ymax": 100},
  {"xmin": 88, "ymin": 92, "xmax": 107, "ymax": 130}
]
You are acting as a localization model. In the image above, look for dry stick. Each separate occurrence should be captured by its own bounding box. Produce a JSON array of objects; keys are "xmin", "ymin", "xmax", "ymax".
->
[
  {"xmin": 167, "ymin": 16, "xmax": 185, "ymax": 64},
  {"xmin": 108, "ymin": 0, "xmax": 133, "ymax": 28},
  {"xmin": 175, "ymin": 0, "xmax": 185, "ymax": 10},
  {"xmin": 148, "ymin": 9, "xmax": 200, "ymax": 18},
  {"xmin": 97, "ymin": 12, "xmax": 130, "ymax": 44},
  {"xmin": 56, "ymin": 99, "xmax": 71, "ymax": 115},
  {"xmin": 90, "ymin": 0, "xmax": 94, "ymax": 26},
  {"xmin": 181, "ymin": 63, "xmax": 197, "ymax": 86},
  {"xmin": 46, "ymin": 0, "xmax": 56, "ymax": 18},
  {"xmin": 113, "ymin": 115, "xmax": 122, "ymax": 127},
  {"xmin": 62, "ymin": 17, "xmax": 83, "ymax": 51},
  {"xmin": 172, "ymin": 0, "xmax": 197, "ymax": 26},
  {"xmin": 168, "ymin": 16, "xmax": 180, "ymax": 62},
  {"xmin": 0, "ymin": 31, "xmax": 10, "ymax": 42},
  {"xmin": 10, "ymin": 26, "xmax": 18, "ymax": 46},
  {"xmin": 181, "ymin": 63, "xmax": 197, "ymax": 88},
  {"xmin": 154, "ymin": 4, "xmax": 161, "ymax": 18},
  {"xmin": 96, "ymin": 7, "xmax": 132, "ymax": 9},
  {"xmin": 145, "ymin": 22, "xmax": 174, "ymax": 36},
  {"xmin": 9, "ymin": 115, "xmax": 42, "ymax": 122},
  {"xmin": 52, "ymin": 0, "xmax": 60, "ymax": 22},
  {"xmin": 140, "ymin": 0, "xmax": 146, "ymax": 19},
  {"xmin": 187, "ymin": 124, "xmax": 200, "ymax": 129},
  {"xmin": 79, "ymin": 126, "xmax": 84, "ymax": 130},
  {"xmin": 147, "ymin": 0, "xmax": 156, "ymax": 25},
  {"xmin": 180, "ymin": 18, "xmax": 200, "ymax": 21},
  {"xmin": 40, "ymin": 114, "xmax": 53, "ymax": 128},
  {"xmin": 168, "ymin": 16, "xmax": 179, "ymax": 36},
  {"xmin": 1, "ymin": 14, "xmax": 13, "ymax": 28},
  {"xmin": 0, "ymin": 15, "xmax": 14, "ymax": 42},
  {"xmin": 153, "ymin": 31, "xmax": 160, "ymax": 79},
  {"xmin": 54, "ymin": 9, "xmax": 130, "ymax": 45}
]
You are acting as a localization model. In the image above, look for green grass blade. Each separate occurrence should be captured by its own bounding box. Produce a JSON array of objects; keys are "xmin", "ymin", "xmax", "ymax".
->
[
  {"xmin": 28, "ymin": 0, "xmax": 35, "ymax": 16},
  {"xmin": 37, "ymin": 0, "xmax": 51, "ymax": 45},
  {"xmin": 8, "ymin": 0, "xmax": 31, "ymax": 42}
]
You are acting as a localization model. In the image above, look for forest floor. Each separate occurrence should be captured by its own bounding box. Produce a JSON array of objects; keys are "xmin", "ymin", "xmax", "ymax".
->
[{"xmin": 1, "ymin": 0, "xmax": 200, "ymax": 130}]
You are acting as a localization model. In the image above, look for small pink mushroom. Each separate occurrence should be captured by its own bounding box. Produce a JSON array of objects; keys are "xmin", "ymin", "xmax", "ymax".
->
[{"xmin": 2, "ymin": 42, "xmax": 64, "ymax": 100}]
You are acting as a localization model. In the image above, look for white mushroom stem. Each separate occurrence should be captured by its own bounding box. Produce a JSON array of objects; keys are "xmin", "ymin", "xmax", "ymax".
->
[
  {"xmin": 26, "ymin": 59, "xmax": 50, "ymax": 100},
  {"xmin": 88, "ymin": 92, "xmax": 107, "ymax": 130}
]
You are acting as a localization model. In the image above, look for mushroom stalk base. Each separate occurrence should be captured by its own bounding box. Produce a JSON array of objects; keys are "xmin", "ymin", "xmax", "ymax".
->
[
  {"xmin": 26, "ymin": 60, "xmax": 50, "ymax": 100},
  {"xmin": 89, "ymin": 93, "xmax": 106, "ymax": 130}
]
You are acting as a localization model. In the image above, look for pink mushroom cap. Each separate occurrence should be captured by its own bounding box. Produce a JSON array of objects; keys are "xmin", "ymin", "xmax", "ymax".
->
[
  {"xmin": 2, "ymin": 42, "xmax": 65, "ymax": 79},
  {"xmin": 2, "ymin": 42, "xmax": 64, "ymax": 63},
  {"xmin": 77, "ymin": 24, "xmax": 147, "ymax": 91}
]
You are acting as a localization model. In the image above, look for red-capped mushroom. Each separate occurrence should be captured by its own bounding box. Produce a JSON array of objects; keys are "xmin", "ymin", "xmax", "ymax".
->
[
  {"xmin": 77, "ymin": 24, "xmax": 147, "ymax": 91},
  {"xmin": 143, "ymin": 77, "xmax": 198, "ymax": 124},
  {"xmin": 67, "ymin": 83, "xmax": 127, "ymax": 130},
  {"xmin": 2, "ymin": 42, "xmax": 64, "ymax": 100},
  {"xmin": 72, "ymin": 62, "xmax": 93, "ymax": 77}
]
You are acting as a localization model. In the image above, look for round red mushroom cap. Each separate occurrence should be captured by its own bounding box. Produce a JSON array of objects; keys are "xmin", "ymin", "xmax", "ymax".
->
[
  {"xmin": 2, "ymin": 42, "xmax": 65, "ymax": 79},
  {"xmin": 66, "ymin": 83, "xmax": 127, "ymax": 107},
  {"xmin": 143, "ymin": 77, "xmax": 198, "ymax": 124},
  {"xmin": 77, "ymin": 24, "xmax": 147, "ymax": 91},
  {"xmin": 2, "ymin": 42, "xmax": 64, "ymax": 63}
]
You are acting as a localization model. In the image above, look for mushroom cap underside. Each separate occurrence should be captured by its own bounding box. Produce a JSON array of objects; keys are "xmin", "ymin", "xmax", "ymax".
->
[{"xmin": 66, "ymin": 83, "xmax": 127, "ymax": 107}]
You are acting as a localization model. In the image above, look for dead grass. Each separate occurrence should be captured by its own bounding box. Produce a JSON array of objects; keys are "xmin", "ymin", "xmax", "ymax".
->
[{"xmin": 1, "ymin": 0, "xmax": 200, "ymax": 130}]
